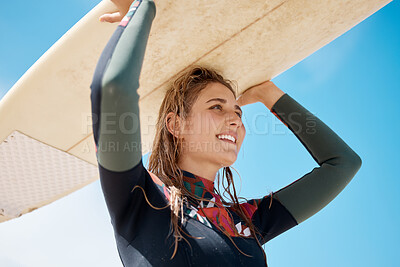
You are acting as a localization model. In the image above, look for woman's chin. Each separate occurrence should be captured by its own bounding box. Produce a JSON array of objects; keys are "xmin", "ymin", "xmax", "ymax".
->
[{"xmin": 216, "ymin": 153, "xmax": 237, "ymax": 167}]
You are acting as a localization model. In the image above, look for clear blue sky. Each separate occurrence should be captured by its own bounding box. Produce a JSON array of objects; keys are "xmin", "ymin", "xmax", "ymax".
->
[{"xmin": 0, "ymin": 1, "xmax": 399, "ymax": 266}]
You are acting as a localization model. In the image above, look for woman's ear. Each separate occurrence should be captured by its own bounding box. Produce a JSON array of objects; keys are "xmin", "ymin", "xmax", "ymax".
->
[{"xmin": 165, "ymin": 112, "xmax": 182, "ymax": 138}]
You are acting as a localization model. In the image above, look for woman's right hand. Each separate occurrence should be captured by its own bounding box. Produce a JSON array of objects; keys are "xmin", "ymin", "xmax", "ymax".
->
[{"xmin": 99, "ymin": 0, "xmax": 136, "ymax": 23}]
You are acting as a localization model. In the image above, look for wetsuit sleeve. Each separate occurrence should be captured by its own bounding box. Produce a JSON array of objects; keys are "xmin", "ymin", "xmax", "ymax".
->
[
  {"xmin": 91, "ymin": 0, "xmax": 156, "ymax": 172},
  {"xmin": 249, "ymin": 93, "xmax": 362, "ymax": 244},
  {"xmin": 89, "ymin": 0, "xmax": 158, "ymax": 237}
]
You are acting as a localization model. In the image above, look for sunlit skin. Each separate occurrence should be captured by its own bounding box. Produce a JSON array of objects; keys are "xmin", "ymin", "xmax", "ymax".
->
[
  {"xmin": 99, "ymin": 0, "xmax": 156, "ymax": 23},
  {"xmin": 165, "ymin": 82, "xmax": 246, "ymax": 181}
]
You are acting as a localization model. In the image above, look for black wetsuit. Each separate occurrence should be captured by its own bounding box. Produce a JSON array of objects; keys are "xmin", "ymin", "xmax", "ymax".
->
[{"xmin": 90, "ymin": 0, "xmax": 362, "ymax": 266}]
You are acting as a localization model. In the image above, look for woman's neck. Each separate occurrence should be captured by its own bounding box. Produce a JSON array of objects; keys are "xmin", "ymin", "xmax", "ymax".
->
[{"xmin": 178, "ymin": 156, "xmax": 220, "ymax": 182}]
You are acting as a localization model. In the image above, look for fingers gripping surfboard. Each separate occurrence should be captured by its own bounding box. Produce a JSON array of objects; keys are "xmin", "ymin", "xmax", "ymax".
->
[{"xmin": 0, "ymin": 0, "xmax": 391, "ymax": 222}]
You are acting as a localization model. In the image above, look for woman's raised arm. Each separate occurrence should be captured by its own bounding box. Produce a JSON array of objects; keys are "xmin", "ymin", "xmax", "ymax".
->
[
  {"xmin": 238, "ymin": 82, "xmax": 362, "ymax": 243},
  {"xmin": 90, "ymin": 0, "xmax": 156, "ymax": 172},
  {"xmin": 269, "ymin": 92, "xmax": 362, "ymax": 224},
  {"xmin": 89, "ymin": 0, "xmax": 158, "ymax": 235}
]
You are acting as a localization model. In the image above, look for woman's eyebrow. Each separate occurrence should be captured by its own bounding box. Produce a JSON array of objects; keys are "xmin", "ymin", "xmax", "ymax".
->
[{"xmin": 206, "ymin": 98, "xmax": 242, "ymax": 114}]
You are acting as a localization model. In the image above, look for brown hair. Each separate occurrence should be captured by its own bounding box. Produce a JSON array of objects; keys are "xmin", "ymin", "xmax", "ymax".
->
[{"xmin": 146, "ymin": 65, "xmax": 268, "ymax": 264}]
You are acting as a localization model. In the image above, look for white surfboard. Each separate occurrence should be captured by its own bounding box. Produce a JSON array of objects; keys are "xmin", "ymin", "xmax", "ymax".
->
[{"xmin": 0, "ymin": 0, "xmax": 391, "ymax": 222}]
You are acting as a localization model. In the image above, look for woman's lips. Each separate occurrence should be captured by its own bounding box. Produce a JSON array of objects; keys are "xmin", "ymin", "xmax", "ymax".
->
[{"xmin": 216, "ymin": 136, "xmax": 236, "ymax": 145}]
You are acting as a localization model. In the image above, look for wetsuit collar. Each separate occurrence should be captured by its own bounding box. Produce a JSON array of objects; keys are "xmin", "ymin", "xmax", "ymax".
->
[{"xmin": 181, "ymin": 170, "xmax": 215, "ymax": 200}]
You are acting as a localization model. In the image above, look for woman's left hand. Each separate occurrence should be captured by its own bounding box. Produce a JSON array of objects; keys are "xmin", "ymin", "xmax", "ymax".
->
[
  {"xmin": 237, "ymin": 81, "xmax": 274, "ymax": 106},
  {"xmin": 237, "ymin": 80, "xmax": 285, "ymax": 110}
]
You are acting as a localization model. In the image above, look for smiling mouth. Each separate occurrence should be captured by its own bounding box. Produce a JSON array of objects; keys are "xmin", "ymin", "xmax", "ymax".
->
[{"xmin": 215, "ymin": 136, "xmax": 236, "ymax": 145}]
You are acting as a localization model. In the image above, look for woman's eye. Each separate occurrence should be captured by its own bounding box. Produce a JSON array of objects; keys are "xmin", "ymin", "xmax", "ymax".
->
[
  {"xmin": 211, "ymin": 105, "xmax": 242, "ymax": 118},
  {"xmin": 211, "ymin": 105, "xmax": 222, "ymax": 110}
]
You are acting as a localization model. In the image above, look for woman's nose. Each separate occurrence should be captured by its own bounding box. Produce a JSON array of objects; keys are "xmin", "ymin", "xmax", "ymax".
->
[{"xmin": 226, "ymin": 111, "xmax": 242, "ymax": 127}]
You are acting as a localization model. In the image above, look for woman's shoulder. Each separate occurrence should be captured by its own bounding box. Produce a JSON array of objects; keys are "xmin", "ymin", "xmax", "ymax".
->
[
  {"xmin": 147, "ymin": 170, "xmax": 164, "ymax": 186},
  {"xmin": 146, "ymin": 169, "xmax": 171, "ymax": 200}
]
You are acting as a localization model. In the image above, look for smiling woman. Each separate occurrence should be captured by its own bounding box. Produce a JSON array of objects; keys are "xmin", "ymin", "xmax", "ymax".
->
[
  {"xmin": 163, "ymin": 81, "xmax": 246, "ymax": 177},
  {"xmin": 147, "ymin": 67, "xmax": 271, "ymax": 260},
  {"xmin": 90, "ymin": 0, "xmax": 362, "ymax": 266}
]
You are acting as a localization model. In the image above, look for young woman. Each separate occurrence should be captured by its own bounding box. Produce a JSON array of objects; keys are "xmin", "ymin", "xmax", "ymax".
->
[{"xmin": 90, "ymin": 0, "xmax": 362, "ymax": 266}]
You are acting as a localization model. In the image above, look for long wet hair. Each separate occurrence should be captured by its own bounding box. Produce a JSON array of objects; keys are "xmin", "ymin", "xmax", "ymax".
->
[{"xmin": 146, "ymin": 65, "xmax": 268, "ymax": 264}]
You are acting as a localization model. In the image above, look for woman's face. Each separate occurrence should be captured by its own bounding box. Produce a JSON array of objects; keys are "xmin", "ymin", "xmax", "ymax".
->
[{"xmin": 179, "ymin": 82, "xmax": 246, "ymax": 167}]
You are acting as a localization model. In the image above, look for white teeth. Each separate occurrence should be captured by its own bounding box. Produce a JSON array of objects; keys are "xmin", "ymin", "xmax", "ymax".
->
[{"xmin": 217, "ymin": 134, "xmax": 236, "ymax": 143}]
